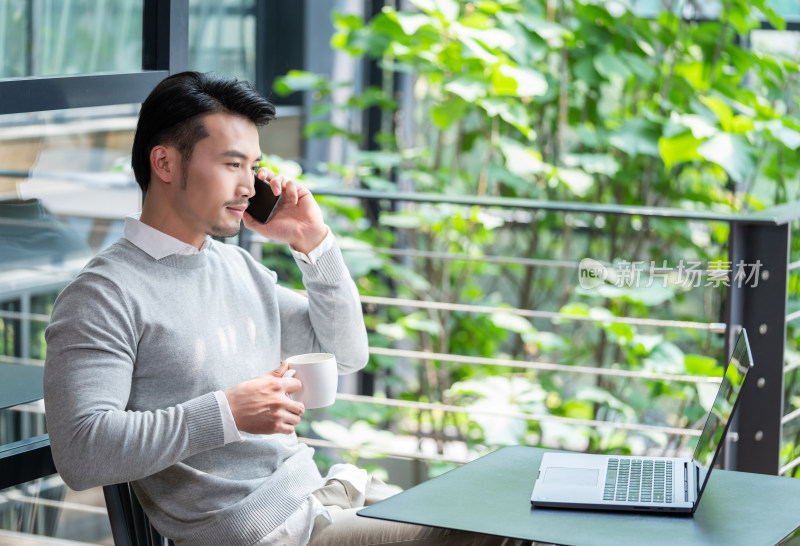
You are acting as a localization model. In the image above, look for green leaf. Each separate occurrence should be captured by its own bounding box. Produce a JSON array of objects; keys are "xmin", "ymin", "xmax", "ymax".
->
[
  {"xmin": 676, "ymin": 114, "xmax": 718, "ymax": 139},
  {"xmin": 353, "ymin": 150, "xmax": 403, "ymax": 169},
  {"xmin": 453, "ymin": 22, "xmax": 516, "ymax": 50},
  {"xmin": 559, "ymin": 302, "xmax": 590, "ymax": 317},
  {"xmin": 392, "ymin": 11, "xmax": 436, "ymax": 35},
  {"xmin": 556, "ymin": 168, "xmax": 594, "ymax": 197},
  {"xmin": 401, "ymin": 313, "xmax": 442, "ymax": 335},
  {"xmin": 491, "ymin": 64, "xmax": 548, "ymax": 97},
  {"xmin": 675, "ymin": 62, "xmax": 710, "ymax": 92},
  {"xmin": 497, "ymin": 137, "xmax": 548, "ymax": 177},
  {"xmin": 562, "ymin": 153, "xmax": 620, "ymax": 176},
  {"xmin": 411, "ymin": 0, "xmax": 460, "ymax": 20},
  {"xmin": 517, "ymin": 14, "xmax": 571, "ymax": 43},
  {"xmin": 379, "ymin": 212, "xmax": 422, "ymax": 229},
  {"xmin": 594, "ymin": 51, "xmax": 631, "ymax": 79},
  {"xmin": 431, "ymin": 96, "xmax": 469, "ymax": 129},
  {"xmin": 332, "ymin": 10, "xmax": 363, "ymax": 30},
  {"xmin": 643, "ymin": 342, "xmax": 685, "ymax": 374},
  {"xmin": 273, "ymin": 70, "xmax": 328, "ymax": 95},
  {"xmin": 445, "ymin": 77, "xmax": 489, "ymax": 102},
  {"xmin": 761, "ymin": 120, "xmax": 800, "ymax": 150},
  {"xmin": 521, "ymin": 330, "xmax": 568, "ymax": 352},
  {"xmin": 697, "ymin": 133, "xmax": 756, "ymax": 183},
  {"xmin": 257, "ymin": 155, "xmax": 303, "ymax": 179},
  {"xmin": 658, "ymin": 132, "xmax": 702, "ymax": 169},
  {"xmin": 750, "ymin": 0, "xmax": 786, "ymax": 30},
  {"xmin": 684, "ymin": 354, "xmax": 721, "ymax": 376},
  {"xmin": 375, "ymin": 322, "xmax": 409, "ymax": 341},
  {"xmin": 698, "ymin": 96, "xmax": 734, "ymax": 132},
  {"xmin": 479, "ymin": 98, "xmax": 532, "ymax": 137},
  {"xmin": 618, "ymin": 51, "xmax": 657, "ymax": 81},
  {"xmin": 609, "ymin": 120, "xmax": 661, "ymax": 157},
  {"xmin": 490, "ymin": 312, "xmax": 534, "ymax": 334}
]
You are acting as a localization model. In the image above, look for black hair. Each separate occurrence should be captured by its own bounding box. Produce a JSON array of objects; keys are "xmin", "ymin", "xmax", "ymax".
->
[{"xmin": 131, "ymin": 71, "xmax": 276, "ymax": 193}]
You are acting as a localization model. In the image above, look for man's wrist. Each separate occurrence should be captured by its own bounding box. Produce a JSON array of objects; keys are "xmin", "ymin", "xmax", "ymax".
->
[
  {"xmin": 214, "ymin": 390, "xmax": 243, "ymax": 444},
  {"xmin": 290, "ymin": 226, "xmax": 330, "ymax": 258}
]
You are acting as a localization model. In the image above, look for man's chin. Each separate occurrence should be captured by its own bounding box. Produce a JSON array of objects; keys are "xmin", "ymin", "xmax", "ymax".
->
[{"xmin": 209, "ymin": 223, "xmax": 242, "ymax": 240}]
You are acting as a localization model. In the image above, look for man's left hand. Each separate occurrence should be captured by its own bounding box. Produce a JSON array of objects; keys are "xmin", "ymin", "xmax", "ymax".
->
[{"xmin": 243, "ymin": 168, "xmax": 328, "ymax": 254}]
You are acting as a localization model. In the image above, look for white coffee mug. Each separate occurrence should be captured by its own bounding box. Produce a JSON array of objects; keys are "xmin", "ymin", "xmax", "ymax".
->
[{"xmin": 284, "ymin": 353, "xmax": 338, "ymax": 409}]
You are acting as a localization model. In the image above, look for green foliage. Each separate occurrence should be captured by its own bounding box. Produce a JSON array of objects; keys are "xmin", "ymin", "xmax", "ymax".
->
[{"xmin": 270, "ymin": 1, "xmax": 800, "ymax": 475}]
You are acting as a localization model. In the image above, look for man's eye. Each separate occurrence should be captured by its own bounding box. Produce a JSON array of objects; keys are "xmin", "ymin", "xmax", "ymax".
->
[{"xmin": 229, "ymin": 162, "xmax": 241, "ymax": 168}]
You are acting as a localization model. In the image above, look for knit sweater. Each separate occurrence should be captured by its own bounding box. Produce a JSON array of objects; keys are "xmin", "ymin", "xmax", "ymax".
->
[{"xmin": 43, "ymin": 237, "xmax": 369, "ymax": 545}]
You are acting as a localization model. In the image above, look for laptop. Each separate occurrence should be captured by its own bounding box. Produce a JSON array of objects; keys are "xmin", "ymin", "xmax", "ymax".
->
[{"xmin": 531, "ymin": 329, "xmax": 753, "ymax": 515}]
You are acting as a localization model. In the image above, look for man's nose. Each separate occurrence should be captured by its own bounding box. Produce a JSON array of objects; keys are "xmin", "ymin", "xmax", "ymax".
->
[{"xmin": 242, "ymin": 172, "xmax": 256, "ymax": 198}]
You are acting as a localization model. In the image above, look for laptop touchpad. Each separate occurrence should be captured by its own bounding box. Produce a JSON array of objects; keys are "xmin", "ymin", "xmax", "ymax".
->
[{"xmin": 544, "ymin": 467, "xmax": 599, "ymax": 486}]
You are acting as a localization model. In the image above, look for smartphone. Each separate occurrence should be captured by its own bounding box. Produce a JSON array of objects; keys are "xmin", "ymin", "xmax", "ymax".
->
[{"xmin": 246, "ymin": 174, "xmax": 282, "ymax": 223}]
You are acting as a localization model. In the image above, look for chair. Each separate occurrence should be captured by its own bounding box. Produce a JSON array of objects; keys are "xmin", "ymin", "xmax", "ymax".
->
[{"xmin": 102, "ymin": 482, "xmax": 172, "ymax": 546}]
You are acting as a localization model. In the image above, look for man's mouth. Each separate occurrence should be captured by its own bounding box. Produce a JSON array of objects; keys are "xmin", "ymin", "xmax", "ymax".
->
[{"xmin": 226, "ymin": 203, "xmax": 248, "ymax": 217}]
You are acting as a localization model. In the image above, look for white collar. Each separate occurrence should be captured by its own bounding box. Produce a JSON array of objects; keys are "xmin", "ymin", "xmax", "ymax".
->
[{"xmin": 123, "ymin": 213, "xmax": 210, "ymax": 260}]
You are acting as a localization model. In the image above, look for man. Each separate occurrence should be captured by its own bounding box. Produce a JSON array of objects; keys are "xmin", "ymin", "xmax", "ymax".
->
[{"xmin": 44, "ymin": 72, "xmax": 529, "ymax": 546}]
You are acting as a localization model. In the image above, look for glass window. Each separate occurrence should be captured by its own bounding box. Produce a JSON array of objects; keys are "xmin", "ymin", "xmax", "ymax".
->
[
  {"xmin": 0, "ymin": 104, "xmax": 140, "ymax": 544},
  {"xmin": 0, "ymin": 0, "xmax": 144, "ymax": 78},
  {"xmin": 189, "ymin": 0, "xmax": 256, "ymax": 82}
]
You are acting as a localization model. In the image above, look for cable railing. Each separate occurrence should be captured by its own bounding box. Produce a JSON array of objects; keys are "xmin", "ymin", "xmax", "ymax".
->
[
  {"xmin": 2, "ymin": 188, "xmax": 800, "ymax": 478},
  {"xmin": 314, "ymin": 188, "xmax": 800, "ymax": 477},
  {"xmin": 367, "ymin": 346, "xmax": 723, "ymax": 384},
  {"xmin": 332, "ymin": 393, "xmax": 702, "ymax": 438},
  {"xmin": 359, "ymin": 294, "xmax": 728, "ymax": 333}
]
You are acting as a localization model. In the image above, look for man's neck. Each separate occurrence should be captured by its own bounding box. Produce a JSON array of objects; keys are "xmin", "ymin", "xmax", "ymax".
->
[{"xmin": 139, "ymin": 193, "xmax": 206, "ymax": 250}]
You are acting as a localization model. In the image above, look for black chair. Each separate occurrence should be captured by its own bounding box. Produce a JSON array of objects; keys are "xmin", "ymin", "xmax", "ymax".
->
[{"xmin": 103, "ymin": 482, "xmax": 172, "ymax": 546}]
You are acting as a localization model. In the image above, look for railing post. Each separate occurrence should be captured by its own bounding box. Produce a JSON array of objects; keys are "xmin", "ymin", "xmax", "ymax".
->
[{"xmin": 725, "ymin": 221, "xmax": 790, "ymax": 474}]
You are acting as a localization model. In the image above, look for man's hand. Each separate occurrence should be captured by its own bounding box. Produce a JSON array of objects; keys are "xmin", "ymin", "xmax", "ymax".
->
[
  {"xmin": 224, "ymin": 361, "xmax": 305, "ymax": 435},
  {"xmin": 243, "ymin": 168, "xmax": 328, "ymax": 255}
]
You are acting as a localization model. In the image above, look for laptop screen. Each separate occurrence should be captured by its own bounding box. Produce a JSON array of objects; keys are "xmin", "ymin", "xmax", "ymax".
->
[{"xmin": 691, "ymin": 330, "xmax": 753, "ymax": 503}]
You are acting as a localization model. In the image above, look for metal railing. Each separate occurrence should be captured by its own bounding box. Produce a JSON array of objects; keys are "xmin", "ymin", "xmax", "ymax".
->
[
  {"xmin": 306, "ymin": 188, "xmax": 800, "ymax": 476},
  {"xmin": 2, "ymin": 188, "xmax": 800, "ymax": 478}
]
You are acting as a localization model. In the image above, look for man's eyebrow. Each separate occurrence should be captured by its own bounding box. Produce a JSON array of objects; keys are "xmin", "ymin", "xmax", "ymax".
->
[{"xmin": 221, "ymin": 150, "xmax": 261, "ymax": 162}]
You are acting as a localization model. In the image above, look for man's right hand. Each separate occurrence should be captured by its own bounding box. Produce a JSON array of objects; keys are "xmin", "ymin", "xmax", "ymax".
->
[{"xmin": 224, "ymin": 361, "xmax": 305, "ymax": 435}]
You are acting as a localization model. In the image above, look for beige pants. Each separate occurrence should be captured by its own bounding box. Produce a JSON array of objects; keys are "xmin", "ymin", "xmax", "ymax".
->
[{"xmin": 307, "ymin": 476, "xmax": 540, "ymax": 546}]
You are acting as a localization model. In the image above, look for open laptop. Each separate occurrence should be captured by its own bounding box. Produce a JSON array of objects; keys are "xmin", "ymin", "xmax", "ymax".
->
[{"xmin": 531, "ymin": 329, "xmax": 753, "ymax": 515}]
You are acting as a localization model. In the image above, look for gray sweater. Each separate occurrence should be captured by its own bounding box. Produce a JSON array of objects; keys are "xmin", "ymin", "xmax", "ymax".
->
[{"xmin": 43, "ymin": 238, "xmax": 369, "ymax": 545}]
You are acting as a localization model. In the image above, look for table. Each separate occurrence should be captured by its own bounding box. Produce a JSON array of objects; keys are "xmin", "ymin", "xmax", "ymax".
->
[
  {"xmin": 358, "ymin": 446, "xmax": 800, "ymax": 546},
  {"xmin": 0, "ymin": 362, "xmax": 44, "ymax": 410},
  {"xmin": 0, "ymin": 362, "xmax": 55, "ymax": 490}
]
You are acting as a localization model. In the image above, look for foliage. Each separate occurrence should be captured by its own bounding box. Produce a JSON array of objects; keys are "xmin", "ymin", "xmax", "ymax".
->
[{"xmin": 268, "ymin": 0, "xmax": 800, "ymax": 477}]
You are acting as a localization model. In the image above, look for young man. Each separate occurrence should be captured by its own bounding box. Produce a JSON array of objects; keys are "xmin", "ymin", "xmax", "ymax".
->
[{"xmin": 44, "ymin": 72, "xmax": 530, "ymax": 546}]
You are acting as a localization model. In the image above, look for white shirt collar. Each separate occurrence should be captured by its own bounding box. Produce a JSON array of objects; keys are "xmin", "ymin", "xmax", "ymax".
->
[{"xmin": 124, "ymin": 213, "xmax": 211, "ymax": 260}]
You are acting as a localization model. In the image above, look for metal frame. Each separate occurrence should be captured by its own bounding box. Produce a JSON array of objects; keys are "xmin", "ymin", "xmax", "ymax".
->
[
  {"xmin": 312, "ymin": 187, "xmax": 800, "ymax": 476},
  {"xmin": 0, "ymin": 0, "xmax": 188, "ymax": 495},
  {"xmin": 0, "ymin": 0, "xmax": 189, "ymax": 116},
  {"xmin": 725, "ymin": 222, "xmax": 791, "ymax": 474},
  {"xmin": 255, "ymin": 0, "xmax": 305, "ymax": 105},
  {"xmin": 0, "ymin": 434, "xmax": 56, "ymax": 491}
]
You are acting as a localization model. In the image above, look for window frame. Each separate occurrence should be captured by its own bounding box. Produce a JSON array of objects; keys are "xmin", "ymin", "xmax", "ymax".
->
[{"xmin": 0, "ymin": 0, "xmax": 189, "ymax": 115}]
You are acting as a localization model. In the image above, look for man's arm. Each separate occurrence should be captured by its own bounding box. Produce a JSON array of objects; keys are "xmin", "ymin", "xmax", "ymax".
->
[
  {"xmin": 242, "ymin": 170, "xmax": 369, "ymax": 374},
  {"xmin": 43, "ymin": 273, "xmax": 301, "ymax": 490},
  {"xmin": 43, "ymin": 274, "xmax": 221, "ymax": 490},
  {"xmin": 277, "ymin": 240, "xmax": 370, "ymax": 373}
]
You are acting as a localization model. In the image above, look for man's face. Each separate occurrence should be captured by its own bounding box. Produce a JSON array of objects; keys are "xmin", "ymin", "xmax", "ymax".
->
[{"xmin": 171, "ymin": 112, "xmax": 261, "ymax": 242}]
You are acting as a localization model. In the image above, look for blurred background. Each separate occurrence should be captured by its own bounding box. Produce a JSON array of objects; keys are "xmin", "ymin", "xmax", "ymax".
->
[{"xmin": 2, "ymin": 0, "xmax": 800, "ymax": 543}]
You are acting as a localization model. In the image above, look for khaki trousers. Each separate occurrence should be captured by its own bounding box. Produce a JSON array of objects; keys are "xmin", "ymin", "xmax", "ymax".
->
[{"xmin": 307, "ymin": 476, "xmax": 542, "ymax": 546}]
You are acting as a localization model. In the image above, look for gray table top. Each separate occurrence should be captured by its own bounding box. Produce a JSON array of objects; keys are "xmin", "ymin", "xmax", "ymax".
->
[
  {"xmin": 359, "ymin": 445, "xmax": 800, "ymax": 546},
  {"xmin": 0, "ymin": 362, "xmax": 44, "ymax": 411}
]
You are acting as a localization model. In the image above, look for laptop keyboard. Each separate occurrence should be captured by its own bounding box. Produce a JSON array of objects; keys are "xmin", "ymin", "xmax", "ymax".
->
[{"xmin": 603, "ymin": 458, "xmax": 674, "ymax": 503}]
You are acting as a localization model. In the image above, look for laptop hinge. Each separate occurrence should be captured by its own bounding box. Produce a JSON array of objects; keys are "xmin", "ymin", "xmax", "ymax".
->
[{"xmin": 684, "ymin": 462, "xmax": 690, "ymax": 502}]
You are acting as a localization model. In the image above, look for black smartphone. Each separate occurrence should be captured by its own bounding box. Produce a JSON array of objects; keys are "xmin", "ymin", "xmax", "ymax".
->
[{"xmin": 246, "ymin": 174, "xmax": 282, "ymax": 224}]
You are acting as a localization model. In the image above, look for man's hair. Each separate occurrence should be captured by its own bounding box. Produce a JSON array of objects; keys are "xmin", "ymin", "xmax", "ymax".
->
[{"xmin": 131, "ymin": 71, "xmax": 277, "ymax": 193}]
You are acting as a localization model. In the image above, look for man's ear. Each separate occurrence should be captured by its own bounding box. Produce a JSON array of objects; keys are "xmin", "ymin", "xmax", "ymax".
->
[{"xmin": 150, "ymin": 145, "xmax": 177, "ymax": 184}]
